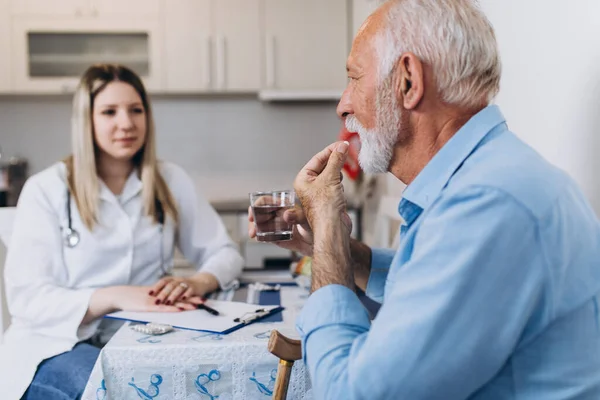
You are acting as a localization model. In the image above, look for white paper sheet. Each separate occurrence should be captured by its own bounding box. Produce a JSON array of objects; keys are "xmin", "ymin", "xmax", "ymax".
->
[{"xmin": 105, "ymin": 300, "xmax": 281, "ymax": 334}]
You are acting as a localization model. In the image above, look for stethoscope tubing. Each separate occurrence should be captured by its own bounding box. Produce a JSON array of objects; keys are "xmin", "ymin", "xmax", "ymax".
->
[{"xmin": 63, "ymin": 188, "xmax": 171, "ymax": 276}]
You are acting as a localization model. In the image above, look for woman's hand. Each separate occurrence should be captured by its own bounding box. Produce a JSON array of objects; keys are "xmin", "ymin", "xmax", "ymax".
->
[
  {"xmin": 111, "ymin": 286, "xmax": 184, "ymax": 313},
  {"xmin": 149, "ymin": 272, "xmax": 220, "ymax": 305},
  {"xmin": 83, "ymin": 285, "xmax": 203, "ymax": 324}
]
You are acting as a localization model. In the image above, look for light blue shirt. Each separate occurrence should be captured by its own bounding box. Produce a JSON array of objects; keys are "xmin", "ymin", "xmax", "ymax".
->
[{"xmin": 296, "ymin": 105, "xmax": 600, "ymax": 399}]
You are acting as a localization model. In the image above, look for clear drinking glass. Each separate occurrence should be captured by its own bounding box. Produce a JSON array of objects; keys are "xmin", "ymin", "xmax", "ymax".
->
[{"xmin": 249, "ymin": 190, "xmax": 295, "ymax": 242}]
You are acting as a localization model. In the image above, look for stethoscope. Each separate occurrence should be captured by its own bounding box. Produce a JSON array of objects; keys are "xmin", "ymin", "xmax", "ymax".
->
[
  {"xmin": 64, "ymin": 190, "xmax": 81, "ymax": 248},
  {"xmin": 63, "ymin": 189, "xmax": 172, "ymax": 276}
]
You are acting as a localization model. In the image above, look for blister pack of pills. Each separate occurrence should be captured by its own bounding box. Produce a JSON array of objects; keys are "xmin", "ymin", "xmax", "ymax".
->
[{"xmin": 129, "ymin": 322, "xmax": 174, "ymax": 335}]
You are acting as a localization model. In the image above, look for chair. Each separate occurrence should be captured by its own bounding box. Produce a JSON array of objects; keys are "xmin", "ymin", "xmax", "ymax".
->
[
  {"xmin": 0, "ymin": 207, "xmax": 17, "ymax": 343},
  {"xmin": 268, "ymin": 330, "xmax": 302, "ymax": 400}
]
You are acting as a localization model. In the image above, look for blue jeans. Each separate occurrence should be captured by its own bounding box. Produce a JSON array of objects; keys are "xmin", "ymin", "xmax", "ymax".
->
[{"xmin": 22, "ymin": 342, "xmax": 101, "ymax": 400}]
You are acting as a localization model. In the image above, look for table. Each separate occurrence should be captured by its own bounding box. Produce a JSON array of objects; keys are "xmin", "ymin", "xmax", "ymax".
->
[{"xmin": 82, "ymin": 285, "xmax": 313, "ymax": 400}]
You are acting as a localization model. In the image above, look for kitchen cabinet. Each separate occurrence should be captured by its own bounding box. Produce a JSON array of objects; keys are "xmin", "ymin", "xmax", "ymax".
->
[
  {"xmin": 261, "ymin": 0, "xmax": 348, "ymax": 96},
  {"xmin": 164, "ymin": 0, "xmax": 261, "ymax": 93},
  {"xmin": 0, "ymin": 0, "xmax": 10, "ymax": 92},
  {"xmin": 10, "ymin": 0, "xmax": 159, "ymax": 18},
  {"xmin": 92, "ymin": 0, "xmax": 159, "ymax": 18},
  {"xmin": 11, "ymin": 18, "xmax": 164, "ymax": 93},
  {"xmin": 212, "ymin": 0, "xmax": 261, "ymax": 92},
  {"xmin": 164, "ymin": 0, "xmax": 211, "ymax": 92},
  {"xmin": 5, "ymin": 0, "xmax": 353, "ymax": 96},
  {"xmin": 11, "ymin": 0, "xmax": 83, "ymax": 17}
]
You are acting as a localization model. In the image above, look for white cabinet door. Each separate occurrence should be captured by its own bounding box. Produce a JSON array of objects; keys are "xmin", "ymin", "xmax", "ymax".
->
[
  {"xmin": 10, "ymin": 0, "xmax": 85, "ymax": 16},
  {"xmin": 11, "ymin": 18, "xmax": 164, "ymax": 93},
  {"xmin": 11, "ymin": 0, "xmax": 159, "ymax": 17},
  {"xmin": 164, "ymin": 0, "xmax": 212, "ymax": 92},
  {"xmin": 0, "ymin": 0, "xmax": 10, "ymax": 92},
  {"xmin": 212, "ymin": 0, "xmax": 261, "ymax": 92},
  {"xmin": 263, "ymin": 0, "xmax": 348, "ymax": 91},
  {"xmin": 91, "ymin": 0, "xmax": 160, "ymax": 18}
]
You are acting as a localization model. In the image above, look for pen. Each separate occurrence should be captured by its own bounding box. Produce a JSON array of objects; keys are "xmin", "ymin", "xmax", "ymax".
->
[{"xmin": 197, "ymin": 303, "xmax": 220, "ymax": 316}]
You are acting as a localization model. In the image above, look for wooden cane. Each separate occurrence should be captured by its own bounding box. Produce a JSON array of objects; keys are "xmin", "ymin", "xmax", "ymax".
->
[{"xmin": 268, "ymin": 330, "xmax": 302, "ymax": 400}]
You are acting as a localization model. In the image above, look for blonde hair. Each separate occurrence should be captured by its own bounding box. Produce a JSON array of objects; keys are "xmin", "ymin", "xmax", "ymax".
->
[
  {"xmin": 377, "ymin": 0, "xmax": 501, "ymax": 108},
  {"xmin": 65, "ymin": 64, "xmax": 178, "ymax": 231}
]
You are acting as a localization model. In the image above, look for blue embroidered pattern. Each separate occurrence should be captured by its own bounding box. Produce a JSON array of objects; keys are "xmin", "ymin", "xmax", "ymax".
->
[
  {"xmin": 195, "ymin": 369, "xmax": 222, "ymax": 399},
  {"xmin": 96, "ymin": 379, "xmax": 107, "ymax": 400},
  {"xmin": 136, "ymin": 335, "xmax": 162, "ymax": 344},
  {"xmin": 192, "ymin": 333, "xmax": 224, "ymax": 342},
  {"xmin": 128, "ymin": 374, "xmax": 163, "ymax": 399},
  {"xmin": 253, "ymin": 330, "xmax": 271, "ymax": 340},
  {"xmin": 249, "ymin": 369, "xmax": 277, "ymax": 396}
]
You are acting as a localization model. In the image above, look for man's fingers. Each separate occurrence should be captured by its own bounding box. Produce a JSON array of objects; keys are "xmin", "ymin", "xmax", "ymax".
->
[
  {"xmin": 300, "ymin": 142, "xmax": 341, "ymax": 177},
  {"xmin": 322, "ymin": 141, "xmax": 349, "ymax": 180},
  {"xmin": 283, "ymin": 206, "xmax": 306, "ymax": 224}
]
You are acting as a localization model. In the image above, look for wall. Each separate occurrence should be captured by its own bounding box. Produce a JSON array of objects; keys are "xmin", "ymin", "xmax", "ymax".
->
[
  {"xmin": 0, "ymin": 96, "xmax": 342, "ymax": 200},
  {"xmin": 480, "ymin": 0, "xmax": 600, "ymax": 215}
]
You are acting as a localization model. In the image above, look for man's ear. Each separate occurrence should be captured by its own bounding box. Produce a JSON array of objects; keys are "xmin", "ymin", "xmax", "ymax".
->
[
  {"xmin": 401, "ymin": 78, "xmax": 412, "ymax": 95},
  {"xmin": 393, "ymin": 52, "xmax": 424, "ymax": 110}
]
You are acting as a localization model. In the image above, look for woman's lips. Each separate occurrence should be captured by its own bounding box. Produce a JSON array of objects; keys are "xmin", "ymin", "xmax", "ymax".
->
[{"xmin": 115, "ymin": 137, "xmax": 137, "ymax": 143}]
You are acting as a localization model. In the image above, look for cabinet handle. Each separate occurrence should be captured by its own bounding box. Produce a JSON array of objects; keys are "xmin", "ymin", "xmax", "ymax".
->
[
  {"xmin": 204, "ymin": 36, "xmax": 212, "ymax": 90},
  {"xmin": 216, "ymin": 35, "xmax": 226, "ymax": 90},
  {"xmin": 266, "ymin": 35, "xmax": 276, "ymax": 88}
]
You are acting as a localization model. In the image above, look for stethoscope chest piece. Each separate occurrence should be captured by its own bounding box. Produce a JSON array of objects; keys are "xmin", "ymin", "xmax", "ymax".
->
[
  {"xmin": 64, "ymin": 189, "xmax": 80, "ymax": 248},
  {"xmin": 64, "ymin": 227, "xmax": 80, "ymax": 248}
]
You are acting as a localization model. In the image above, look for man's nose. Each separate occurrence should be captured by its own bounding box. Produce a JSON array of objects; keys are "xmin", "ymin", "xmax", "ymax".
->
[{"xmin": 337, "ymin": 87, "xmax": 353, "ymax": 119}]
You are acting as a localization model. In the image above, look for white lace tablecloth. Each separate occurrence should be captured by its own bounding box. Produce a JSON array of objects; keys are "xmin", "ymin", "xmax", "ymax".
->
[{"xmin": 82, "ymin": 286, "xmax": 312, "ymax": 400}]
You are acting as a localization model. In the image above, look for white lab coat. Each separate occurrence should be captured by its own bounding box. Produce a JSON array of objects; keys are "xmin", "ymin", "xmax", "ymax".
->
[{"xmin": 0, "ymin": 161, "xmax": 244, "ymax": 399}]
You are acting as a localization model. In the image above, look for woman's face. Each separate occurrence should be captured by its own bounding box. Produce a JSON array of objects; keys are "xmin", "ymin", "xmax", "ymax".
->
[{"xmin": 92, "ymin": 81, "xmax": 147, "ymax": 162}]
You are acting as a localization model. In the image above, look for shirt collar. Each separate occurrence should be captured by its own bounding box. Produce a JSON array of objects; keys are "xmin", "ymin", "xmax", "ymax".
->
[
  {"xmin": 99, "ymin": 168, "xmax": 143, "ymax": 204},
  {"xmin": 400, "ymin": 105, "xmax": 506, "ymax": 216}
]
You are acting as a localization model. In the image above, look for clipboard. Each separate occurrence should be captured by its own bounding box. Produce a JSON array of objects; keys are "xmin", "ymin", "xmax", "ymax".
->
[{"xmin": 105, "ymin": 300, "xmax": 284, "ymax": 335}]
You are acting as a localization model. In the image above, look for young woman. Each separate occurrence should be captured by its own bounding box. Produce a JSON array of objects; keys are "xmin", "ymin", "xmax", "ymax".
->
[{"xmin": 0, "ymin": 64, "xmax": 244, "ymax": 399}]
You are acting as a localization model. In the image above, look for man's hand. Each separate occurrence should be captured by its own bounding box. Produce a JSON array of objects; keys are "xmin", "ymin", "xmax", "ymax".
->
[
  {"xmin": 248, "ymin": 205, "xmax": 314, "ymax": 256},
  {"xmin": 294, "ymin": 141, "xmax": 354, "ymax": 292},
  {"xmin": 293, "ymin": 141, "xmax": 353, "ymax": 234}
]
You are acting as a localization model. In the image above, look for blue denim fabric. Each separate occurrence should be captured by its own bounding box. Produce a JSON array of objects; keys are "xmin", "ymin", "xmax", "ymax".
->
[{"xmin": 22, "ymin": 342, "xmax": 100, "ymax": 400}]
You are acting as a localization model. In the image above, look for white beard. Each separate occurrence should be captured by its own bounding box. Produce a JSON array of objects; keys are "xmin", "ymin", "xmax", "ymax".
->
[{"xmin": 345, "ymin": 76, "xmax": 401, "ymax": 174}]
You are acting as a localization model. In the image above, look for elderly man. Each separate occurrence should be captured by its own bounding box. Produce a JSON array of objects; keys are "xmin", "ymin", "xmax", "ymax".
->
[{"xmin": 250, "ymin": 0, "xmax": 600, "ymax": 398}]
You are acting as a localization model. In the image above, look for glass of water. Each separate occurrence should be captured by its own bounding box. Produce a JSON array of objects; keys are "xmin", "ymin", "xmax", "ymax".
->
[{"xmin": 249, "ymin": 190, "xmax": 295, "ymax": 242}]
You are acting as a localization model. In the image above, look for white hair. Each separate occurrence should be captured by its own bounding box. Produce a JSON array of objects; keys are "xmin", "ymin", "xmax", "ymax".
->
[
  {"xmin": 377, "ymin": 0, "xmax": 501, "ymax": 108},
  {"xmin": 346, "ymin": 73, "xmax": 401, "ymax": 174}
]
